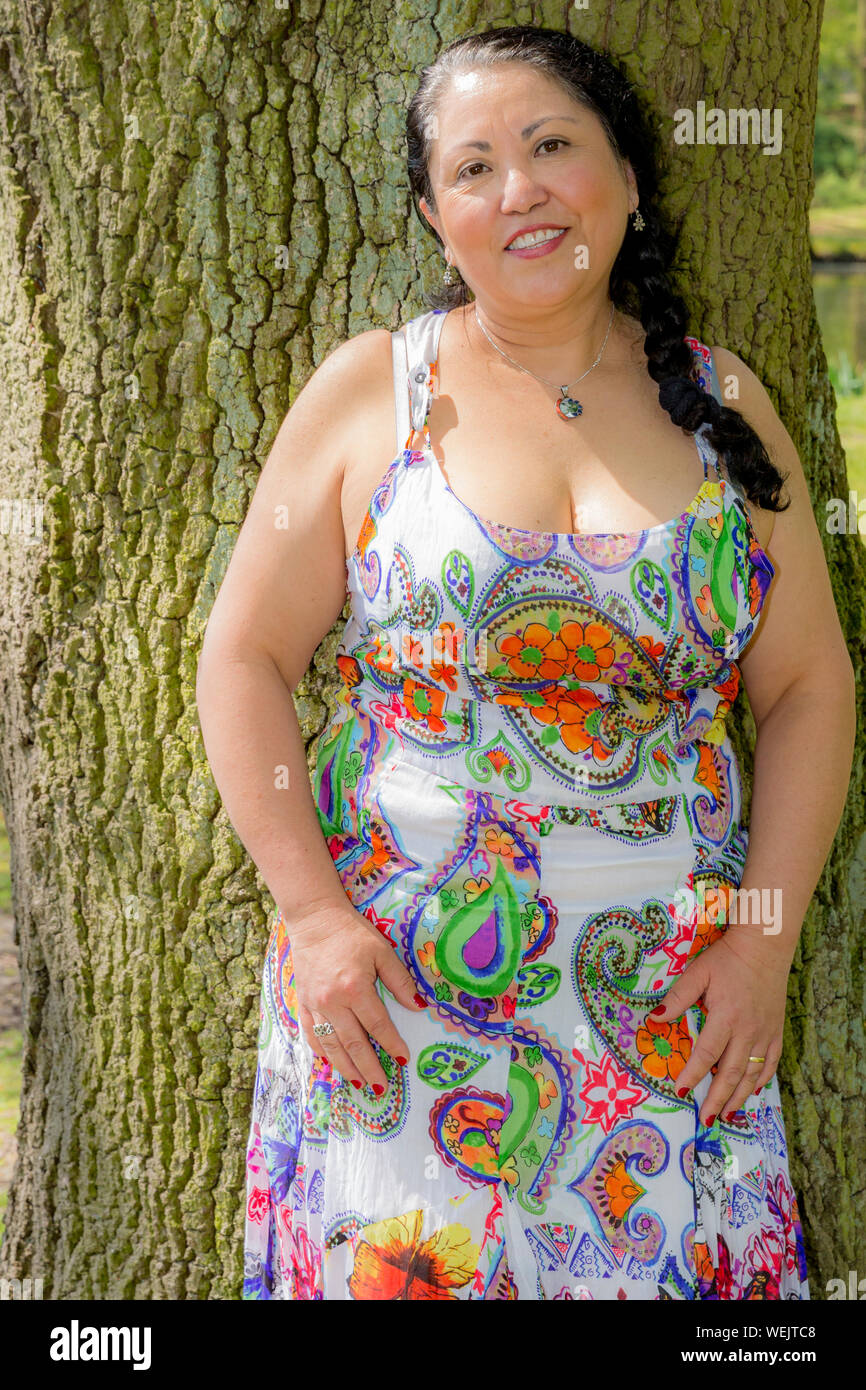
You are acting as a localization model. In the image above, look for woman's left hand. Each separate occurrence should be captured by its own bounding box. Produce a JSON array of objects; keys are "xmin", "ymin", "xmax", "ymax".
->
[{"xmin": 646, "ymin": 926, "xmax": 794, "ymax": 1126}]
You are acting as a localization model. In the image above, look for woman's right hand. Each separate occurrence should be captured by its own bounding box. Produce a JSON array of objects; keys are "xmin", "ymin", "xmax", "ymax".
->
[{"xmin": 285, "ymin": 899, "xmax": 427, "ymax": 1092}]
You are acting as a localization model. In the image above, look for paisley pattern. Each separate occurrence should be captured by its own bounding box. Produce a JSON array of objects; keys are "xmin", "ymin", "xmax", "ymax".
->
[{"xmin": 242, "ymin": 310, "xmax": 808, "ymax": 1300}]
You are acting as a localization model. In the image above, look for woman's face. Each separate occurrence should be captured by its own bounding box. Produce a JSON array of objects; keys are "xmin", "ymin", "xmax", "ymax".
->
[{"xmin": 419, "ymin": 63, "xmax": 637, "ymax": 314}]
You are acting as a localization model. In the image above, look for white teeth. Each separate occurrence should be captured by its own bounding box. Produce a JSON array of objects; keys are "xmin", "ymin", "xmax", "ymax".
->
[{"xmin": 508, "ymin": 227, "xmax": 565, "ymax": 250}]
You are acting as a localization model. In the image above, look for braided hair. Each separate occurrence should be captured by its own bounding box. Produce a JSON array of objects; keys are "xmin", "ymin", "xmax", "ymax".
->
[{"xmin": 406, "ymin": 25, "xmax": 790, "ymax": 513}]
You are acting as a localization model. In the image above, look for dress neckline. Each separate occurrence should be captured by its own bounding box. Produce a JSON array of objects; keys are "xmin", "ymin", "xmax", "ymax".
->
[
  {"xmin": 423, "ymin": 445, "xmax": 724, "ymax": 541},
  {"xmin": 422, "ymin": 308, "xmax": 724, "ymax": 543}
]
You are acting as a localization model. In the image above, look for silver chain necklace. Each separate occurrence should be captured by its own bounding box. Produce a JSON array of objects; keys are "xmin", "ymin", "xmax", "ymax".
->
[{"xmin": 473, "ymin": 301, "xmax": 616, "ymax": 420}]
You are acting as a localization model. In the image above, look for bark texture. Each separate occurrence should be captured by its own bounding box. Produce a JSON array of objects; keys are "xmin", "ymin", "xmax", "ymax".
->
[{"xmin": 0, "ymin": 0, "xmax": 862, "ymax": 1298}]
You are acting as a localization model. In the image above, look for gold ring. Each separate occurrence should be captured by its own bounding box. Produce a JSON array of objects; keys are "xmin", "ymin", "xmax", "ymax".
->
[{"xmin": 748, "ymin": 1055, "xmax": 766, "ymax": 1064}]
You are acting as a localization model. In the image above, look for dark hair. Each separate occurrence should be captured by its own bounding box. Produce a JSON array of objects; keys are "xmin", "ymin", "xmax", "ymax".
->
[{"xmin": 406, "ymin": 25, "xmax": 790, "ymax": 513}]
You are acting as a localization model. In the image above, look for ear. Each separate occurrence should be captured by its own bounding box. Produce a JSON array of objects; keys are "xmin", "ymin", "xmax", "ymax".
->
[
  {"xmin": 622, "ymin": 159, "xmax": 638, "ymax": 205},
  {"xmin": 419, "ymin": 195, "xmax": 441, "ymax": 239}
]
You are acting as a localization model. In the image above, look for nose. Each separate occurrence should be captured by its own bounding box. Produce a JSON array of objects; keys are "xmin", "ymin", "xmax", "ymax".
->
[{"xmin": 499, "ymin": 162, "xmax": 548, "ymax": 214}]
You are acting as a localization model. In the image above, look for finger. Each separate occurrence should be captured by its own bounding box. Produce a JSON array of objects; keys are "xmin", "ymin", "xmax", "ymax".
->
[
  {"xmin": 673, "ymin": 1015, "xmax": 733, "ymax": 1097},
  {"xmin": 646, "ymin": 958, "xmax": 710, "ymax": 1025},
  {"xmin": 298, "ymin": 1003, "xmax": 325, "ymax": 1059},
  {"xmin": 720, "ymin": 1051, "xmax": 772, "ymax": 1123},
  {"xmin": 373, "ymin": 939, "xmax": 430, "ymax": 1013},
  {"xmin": 352, "ymin": 989, "xmax": 411, "ymax": 1069},
  {"xmin": 299, "ymin": 1004, "xmax": 366, "ymax": 1091},
  {"xmin": 750, "ymin": 1042, "xmax": 783, "ymax": 1098},
  {"xmin": 321, "ymin": 1005, "xmax": 390, "ymax": 1092},
  {"xmin": 298, "ymin": 1004, "xmax": 328, "ymax": 1060},
  {"xmin": 697, "ymin": 1038, "xmax": 761, "ymax": 1126}
]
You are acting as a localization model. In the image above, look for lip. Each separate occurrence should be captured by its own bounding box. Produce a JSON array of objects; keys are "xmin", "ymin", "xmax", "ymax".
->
[{"xmin": 504, "ymin": 224, "xmax": 569, "ymax": 257}]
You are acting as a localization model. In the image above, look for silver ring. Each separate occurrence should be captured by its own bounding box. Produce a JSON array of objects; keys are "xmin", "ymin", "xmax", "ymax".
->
[{"xmin": 313, "ymin": 1022, "xmax": 335, "ymax": 1037}]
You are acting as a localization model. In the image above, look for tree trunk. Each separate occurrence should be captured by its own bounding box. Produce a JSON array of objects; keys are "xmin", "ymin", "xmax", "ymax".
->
[{"xmin": 0, "ymin": 0, "xmax": 862, "ymax": 1298}]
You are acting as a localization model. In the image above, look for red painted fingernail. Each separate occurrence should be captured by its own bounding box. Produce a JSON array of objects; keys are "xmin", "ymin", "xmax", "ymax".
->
[
  {"xmin": 372, "ymin": 1083, "xmax": 385, "ymax": 1096},
  {"xmin": 413, "ymin": 993, "xmax": 429, "ymax": 1008},
  {"xmin": 705, "ymin": 1113, "xmax": 717, "ymax": 1126},
  {"xmin": 676, "ymin": 1086, "xmax": 689, "ymax": 1098},
  {"xmin": 650, "ymin": 1004, "xmax": 666, "ymax": 1016},
  {"xmin": 350, "ymin": 1079, "xmax": 362, "ymax": 1090},
  {"xmin": 395, "ymin": 1055, "xmax": 408, "ymax": 1067},
  {"xmin": 724, "ymin": 1110, "xmax": 736, "ymax": 1122}
]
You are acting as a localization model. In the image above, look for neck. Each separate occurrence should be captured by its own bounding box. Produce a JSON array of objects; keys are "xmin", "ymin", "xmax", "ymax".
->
[{"xmin": 467, "ymin": 297, "xmax": 634, "ymax": 382}]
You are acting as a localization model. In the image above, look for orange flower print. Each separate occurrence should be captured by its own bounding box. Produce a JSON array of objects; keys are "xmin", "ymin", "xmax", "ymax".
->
[
  {"xmin": 336, "ymin": 653, "xmax": 363, "ymax": 692},
  {"xmin": 694, "ymin": 742, "xmax": 722, "ymax": 797},
  {"xmin": 529, "ymin": 686, "xmax": 615, "ymax": 761},
  {"xmin": 534, "ymin": 1073, "xmax": 559, "ymax": 1109},
  {"xmin": 496, "ymin": 621, "xmax": 573, "ymax": 681},
  {"xmin": 403, "ymin": 678, "xmax": 448, "ymax": 733},
  {"xmin": 417, "ymin": 939, "xmax": 440, "ymax": 975},
  {"xmin": 357, "ymin": 828, "xmax": 391, "ymax": 882},
  {"xmin": 499, "ymin": 1154, "xmax": 519, "ymax": 1186},
  {"xmin": 430, "ymin": 622, "xmax": 462, "ymax": 690},
  {"xmin": 464, "ymin": 876, "xmax": 492, "ymax": 901},
  {"xmin": 484, "ymin": 747, "xmax": 515, "ymax": 776},
  {"xmin": 695, "ymin": 584, "xmax": 719, "ymax": 623},
  {"xmin": 689, "ymin": 881, "xmax": 735, "ymax": 955},
  {"xmin": 348, "ymin": 1209, "xmax": 479, "ymax": 1300},
  {"xmin": 604, "ymin": 1160, "xmax": 645, "ymax": 1223},
  {"xmin": 485, "ymin": 826, "xmax": 516, "ymax": 857},
  {"xmin": 638, "ymin": 635, "xmax": 665, "ymax": 663},
  {"xmin": 561, "ymin": 620, "xmax": 617, "ymax": 681},
  {"xmin": 635, "ymin": 1014, "xmax": 692, "ymax": 1083}
]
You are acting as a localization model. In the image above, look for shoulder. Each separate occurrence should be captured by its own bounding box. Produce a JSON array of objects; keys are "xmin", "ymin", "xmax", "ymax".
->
[
  {"xmin": 301, "ymin": 324, "xmax": 394, "ymax": 401},
  {"xmin": 270, "ymin": 325, "xmax": 396, "ymax": 476},
  {"xmin": 707, "ymin": 344, "xmax": 810, "ymax": 549},
  {"xmin": 707, "ymin": 344, "xmax": 799, "ymax": 480}
]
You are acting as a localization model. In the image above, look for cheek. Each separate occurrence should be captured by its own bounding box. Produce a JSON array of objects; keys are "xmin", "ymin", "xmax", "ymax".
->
[
  {"xmin": 555, "ymin": 162, "xmax": 621, "ymax": 212},
  {"xmin": 442, "ymin": 192, "xmax": 498, "ymax": 247}
]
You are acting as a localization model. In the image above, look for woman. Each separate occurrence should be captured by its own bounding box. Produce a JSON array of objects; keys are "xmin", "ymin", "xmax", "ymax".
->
[{"xmin": 197, "ymin": 27, "xmax": 855, "ymax": 1300}]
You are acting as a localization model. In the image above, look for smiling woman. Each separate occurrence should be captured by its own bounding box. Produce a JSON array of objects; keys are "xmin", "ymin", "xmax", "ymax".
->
[{"xmin": 195, "ymin": 24, "xmax": 856, "ymax": 1303}]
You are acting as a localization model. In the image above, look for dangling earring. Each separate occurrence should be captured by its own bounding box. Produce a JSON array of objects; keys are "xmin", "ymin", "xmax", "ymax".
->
[
  {"xmin": 443, "ymin": 253, "xmax": 460, "ymax": 286},
  {"xmin": 631, "ymin": 208, "xmax": 645, "ymax": 232}
]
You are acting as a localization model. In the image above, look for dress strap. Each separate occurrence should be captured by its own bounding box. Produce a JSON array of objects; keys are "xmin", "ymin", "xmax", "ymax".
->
[
  {"xmin": 391, "ymin": 310, "xmax": 447, "ymax": 453},
  {"xmin": 391, "ymin": 328, "xmax": 410, "ymax": 454},
  {"xmin": 686, "ymin": 335, "xmax": 728, "ymax": 486}
]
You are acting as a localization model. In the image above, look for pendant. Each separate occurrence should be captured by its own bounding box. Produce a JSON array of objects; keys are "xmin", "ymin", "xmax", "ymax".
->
[{"xmin": 556, "ymin": 389, "xmax": 583, "ymax": 420}]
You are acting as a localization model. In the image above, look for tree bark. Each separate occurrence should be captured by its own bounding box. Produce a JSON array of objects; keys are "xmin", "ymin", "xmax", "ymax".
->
[{"xmin": 0, "ymin": 0, "xmax": 862, "ymax": 1298}]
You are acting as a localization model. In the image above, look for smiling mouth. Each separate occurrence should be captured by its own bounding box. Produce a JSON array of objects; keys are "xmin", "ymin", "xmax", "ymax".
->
[{"xmin": 506, "ymin": 227, "xmax": 569, "ymax": 251}]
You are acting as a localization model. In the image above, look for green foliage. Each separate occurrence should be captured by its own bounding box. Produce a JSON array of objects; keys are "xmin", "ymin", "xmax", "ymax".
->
[
  {"xmin": 814, "ymin": 114, "xmax": 860, "ymax": 183},
  {"xmin": 814, "ymin": 0, "xmax": 865, "ymax": 205},
  {"xmin": 829, "ymin": 348, "xmax": 866, "ymax": 397}
]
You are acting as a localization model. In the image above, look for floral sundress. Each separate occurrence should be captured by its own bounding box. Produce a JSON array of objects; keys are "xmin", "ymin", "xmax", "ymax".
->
[{"xmin": 242, "ymin": 307, "xmax": 809, "ymax": 1300}]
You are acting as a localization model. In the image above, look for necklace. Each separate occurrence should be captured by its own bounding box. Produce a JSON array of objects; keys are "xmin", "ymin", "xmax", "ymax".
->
[{"xmin": 473, "ymin": 302, "xmax": 616, "ymax": 420}]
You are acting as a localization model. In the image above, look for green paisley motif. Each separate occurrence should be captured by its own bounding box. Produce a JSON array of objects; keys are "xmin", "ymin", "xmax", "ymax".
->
[{"xmin": 435, "ymin": 852, "xmax": 525, "ymax": 998}]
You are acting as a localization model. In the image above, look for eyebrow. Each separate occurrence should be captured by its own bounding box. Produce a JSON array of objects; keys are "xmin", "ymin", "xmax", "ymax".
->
[{"xmin": 448, "ymin": 114, "xmax": 584, "ymax": 154}]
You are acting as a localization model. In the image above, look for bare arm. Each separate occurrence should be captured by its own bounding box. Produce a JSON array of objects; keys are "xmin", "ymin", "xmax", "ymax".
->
[
  {"xmin": 197, "ymin": 334, "xmax": 360, "ymax": 921},
  {"xmin": 196, "ymin": 327, "xmax": 423, "ymax": 1087},
  {"xmin": 713, "ymin": 347, "xmax": 856, "ymax": 966}
]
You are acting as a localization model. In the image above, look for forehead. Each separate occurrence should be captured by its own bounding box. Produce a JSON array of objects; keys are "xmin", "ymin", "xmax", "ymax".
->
[{"xmin": 428, "ymin": 64, "xmax": 600, "ymax": 155}]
